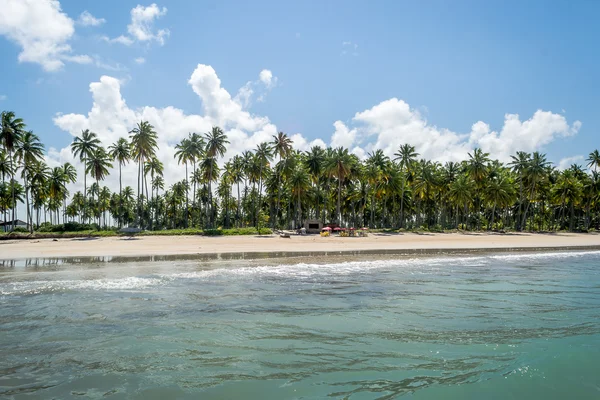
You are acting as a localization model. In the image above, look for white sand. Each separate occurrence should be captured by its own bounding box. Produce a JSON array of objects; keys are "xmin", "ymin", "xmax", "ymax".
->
[{"xmin": 0, "ymin": 232, "xmax": 599, "ymax": 260}]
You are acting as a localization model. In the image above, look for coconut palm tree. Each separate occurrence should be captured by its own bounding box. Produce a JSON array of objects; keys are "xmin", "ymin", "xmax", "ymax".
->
[
  {"xmin": 520, "ymin": 152, "xmax": 550, "ymax": 230},
  {"xmin": 85, "ymin": 148, "xmax": 113, "ymax": 226},
  {"xmin": 0, "ymin": 149, "xmax": 14, "ymax": 226},
  {"xmin": 144, "ymin": 157, "xmax": 164, "ymax": 229},
  {"xmin": 509, "ymin": 151, "xmax": 531, "ymax": 230},
  {"xmin": 587, "ymin": 150, "xmax": 600, "ymax": 173},
  {"xmin": 393, "ymin": 144, "xmax": 419, "ymax": 228},
  {"xmin": 484, "ymin": 174, "xmax": 515, "ymax": 230},
  {"xmin": 70, "ymin": 129, "xmax": 101, "ymax": 223},
  {"xmin": 203, "ymin": 126, "xmax": 228, "ymax": 228},
  {"xmin": 129, "ymin": 121, "xmax": 158, "ymax": 227},
  {"xmin": 271, "ymin": 131, "xmax": 293, "ymax": 228},
  {"xmin": 253, "ymin": 142, "xmax": 273, "ymax": 228},
  {"xmin": 304, "ymin": 146, "xmax": 325, "ymax": 222},
  {"xmin": 1, "ymin": 111, "xmax": 26, "ymax": 229},
  {"xmin": 325, "ymin": 147, "xmax": 355, "ymax": 225},
  {"xmin": 174, "ymin": 137, "xmax": 194, "ymax": 227},
  {"xmin": 108, "ymin": 137, "xmax": 130, "ymax": 227},
  {"xmin": 289, "ymin": 165, "xmax": 311, "ymax": 229},
  {"xmin": 448, "ymin": 174, "xmax": 475, "ymax": 229},
  {"xmin": 14, "ymin": 131, "xmax": 44, "ymax": 231}
]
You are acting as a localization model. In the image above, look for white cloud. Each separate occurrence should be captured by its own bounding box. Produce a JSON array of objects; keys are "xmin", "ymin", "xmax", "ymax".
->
[
  {"xmin": 49, "ymin": 65, "xmax": 581, "ymax": 199},
  {"xmin": 106, "ymin": 3, "xmax": 169, "ymax": 46},
  {"xmin": 101, "ymin": 35, "xmax": 135, "ymax": 46},
  {"xmin": 51, "ymin": 65, "xmax": 284, "ymax": 196},
  {"xmin": 128, "ymin": 3, "xmax": 169, "ymax": 44},
  {"xmin": 331, "ymin": 120, "xmax": 357, "ymax": 148},
  {"xmin": 134, "ymin": 57, "xmax": 146, "ymax": 64},
  {"xmin": 558, "ymin": 155, "xmax": 585, "ymax": 171},
  {"xmin": 77, "ymin": 10, "xmax": 105, "ymax": 27},
  {"xmin": 0, "ymin": 94, "xmax": 6, "ymax": 101},
  {"xmin": 234, "ymin": 69, "xmax": 278, "ymax": 107},
  {"xmin": 259, "ymin": 69, "xmax": 277, "ymax": 89},
  {"xmin": 334, "ymin": 98, "xmax": 581, "ymax": 162},
  {"xmin": 0, "ymin": 0, "xmax": 92, "ymax": 71}
]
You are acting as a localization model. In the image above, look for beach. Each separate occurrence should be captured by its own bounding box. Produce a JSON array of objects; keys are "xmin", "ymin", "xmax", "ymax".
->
[{"xmin": 1, "ymin": 232, "xmax": 599, "ymax": 260}]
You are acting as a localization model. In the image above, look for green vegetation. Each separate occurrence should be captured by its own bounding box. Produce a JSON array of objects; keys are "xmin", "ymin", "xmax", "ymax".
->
[{"xmin": 2, "ymin": 110, "xmax": 600, "ymax": 234}]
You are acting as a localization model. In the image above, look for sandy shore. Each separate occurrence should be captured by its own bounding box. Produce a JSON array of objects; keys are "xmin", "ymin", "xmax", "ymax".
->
[{"xmin": 0, "ymin": 232, "xmax": 599, "ymax": 260}]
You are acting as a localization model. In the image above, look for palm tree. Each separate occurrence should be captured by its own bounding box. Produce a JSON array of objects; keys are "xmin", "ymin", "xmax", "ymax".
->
[
  {"xmin": 509, "ymin": 151, "xmax": 531, "ymax": 230},
  {"xmin": 253, "ymin": 142, "xmax": 273, "ymax": 228},
  {"xmin": 521, "ymin": 152, "xmax": 550, "ymax": 230},
  {"xmin": 174, "ymin": 137, "xmax": 194, "ymax": 227},
  {"xmin": 144, "ymin": 157, "xmax": 164, "ymax": 229},
  {"xmin": 467, "ymin": 148, "xmax": 490, "ymax": 229},
  {"xmin": 129, "ymin": 120, "xmax": 158, "ymax": 227},
  {"xmin": 304, "ymin": 146, "xmax": 325, "ymax": 222},
  {"xmin": 70, "ymin": 129, "xmax": 101, "ymax": 223},
  {"xmin": 48, "ymin": 166, "xmax": 68, "ymax": 224},
  {"xmin": 204, "ymin": 126, "xmax": 228, "ymax": 228},
  {"xmin": 0, "ymin": 149, "xmax": 14, "ymax": 226},
  {"xmin": 587, "ymin": 150, "xmax": 600, "ymax": 173},
  {"xmin": 271, "ymin": 131, "xmax": 293, "ymax": 228},
  {"xmin": 85, "ymin": 148, "xmax": 113, "ymax": 226},
  {"xmin": 325, "ymin": 147, "xmax": 355, "ymax": 225},
  {"xmin": 14, "ymin": 131, "xmax": 44, "ymax": 231},
  {"xmin": 448, "ymin": 174, "xmax": 475, "ymax": 229},
  {"xmin": 1, "ymin": 111, "xmax": 26, "ymax": 229},
  {"xmin": 484, "ymin": 175, "xmax": 515, "ymax": 230},
  {"xmin": 230, "ymin": 155, "xmax": 245, "ymax": 227},
  {"xmin": 289, "ymin": 165, "xmax": 311, "ymax": 229},
  {"xmin": 393, "ymin": 144, "xmax": 419, "ymax": 228},
  {"xmin": 108, "ymin": 137, "xmax": 130, "ymax": 227}
]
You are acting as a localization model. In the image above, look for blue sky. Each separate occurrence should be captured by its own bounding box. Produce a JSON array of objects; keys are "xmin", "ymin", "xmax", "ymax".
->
[{"xmin": 1, "ymin": 0, "xmax": 598, "ymax": 173}]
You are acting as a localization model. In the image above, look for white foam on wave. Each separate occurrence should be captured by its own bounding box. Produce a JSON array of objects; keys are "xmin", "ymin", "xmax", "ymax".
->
[
  {"xmin": 2, "ymin": 250, "xmax": 598, "ymax": 295},
  {"xmin": 0, "ymin": 276, "xmax": 163, "ymax": 296}
]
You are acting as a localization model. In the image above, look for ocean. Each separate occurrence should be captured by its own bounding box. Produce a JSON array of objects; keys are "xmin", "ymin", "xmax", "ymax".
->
[{"xmin": 1, "ymin": 250, "xmax": 599, "ymax": 399}]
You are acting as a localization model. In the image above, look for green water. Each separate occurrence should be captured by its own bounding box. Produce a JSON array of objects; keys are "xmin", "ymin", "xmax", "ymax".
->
[{"xmin": 1, "ymin": 251, "xmax": 599, "ymax": 399}]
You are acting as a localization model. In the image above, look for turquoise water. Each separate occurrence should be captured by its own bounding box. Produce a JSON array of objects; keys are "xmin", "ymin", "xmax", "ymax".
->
[{"xmin": 1, "ymin": 250, "xmax": 599, "ymax": 399}]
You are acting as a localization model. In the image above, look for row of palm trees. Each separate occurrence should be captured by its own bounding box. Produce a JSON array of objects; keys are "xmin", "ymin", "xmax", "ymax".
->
[{"xmin": 3, "ymin": 109, "xmax": 600, "ymax": 233}]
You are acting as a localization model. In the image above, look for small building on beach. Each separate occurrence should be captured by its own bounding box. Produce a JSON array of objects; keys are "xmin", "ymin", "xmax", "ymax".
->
[
  {"xmin": 304, "ymin": 219, "xmax": 323, "ymax": 234},
  {"xmin": 0, "ymin": 219, "xmax": 30, "ymax": 232}
]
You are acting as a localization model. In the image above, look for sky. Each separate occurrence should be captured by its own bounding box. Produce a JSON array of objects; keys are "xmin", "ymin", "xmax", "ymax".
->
[{"xmin": 1, "ymin": 0, "xmax": 599, "ymax": 196}]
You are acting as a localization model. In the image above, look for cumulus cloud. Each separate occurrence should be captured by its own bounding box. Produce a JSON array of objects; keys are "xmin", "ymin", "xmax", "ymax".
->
[
  {"xmin": 51, "ymin": 65, "xmax": 283, "ymax": 196},
  {"xmin": 77, "ymin": 10, "xmax": 105, "ymax": 27},
  {"xmin": 334, "ymin": 98, "xmax": 581, "ymax": 162},
  {"xmin": 49, "ymin": 65, "xmax": 581, "ymax": 199},
  {"xmin": 234, "ymin": 69, "xmax": 279, "ymax": 107},
  {"xmin": 105, "ymin": 3, "xmax": 169, "ymax": 46},
  {"xmin": 0, "ymin": 0, "xmax": 92, "ymax": 71},
  {"xmin": 259, "ymin": 69, "xmax": 277, "ymax": 88},
  {"xmin": 558, "ymin": 155, "xmax": 585, "ymax": 171}
]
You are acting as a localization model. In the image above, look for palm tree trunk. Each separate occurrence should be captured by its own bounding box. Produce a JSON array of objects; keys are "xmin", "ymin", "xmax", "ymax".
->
[
  {"xmin": 23, "ymin": 166, "xmax": 32, "ymax": 232},
  {"xmin": 10, "ymin": 150, "xmax": 16, "ymax": 230},
  {"xmin": 236, "ymin": 182, "xmax": 241, "ymax": 228},
  {"xmin": 521, "ymin": 183, "xmax": 536, "ymax": 231},
  {"xmin": 185, "ymin": 162, "xmax": 189, "ymax": 228},
  {"xmin": 118, "ymin": 162, "xmax": 123, "ymax": 227},
  {"xmin": 400, "ymin": 178, "xmax": 406, "ymax": 228},
  {"xmin": 337, "ymin": 177, "xmax": 342, "ymax": 226},
  {"xmin": 297, "ymin": 191, "xmax": 302, "ymax": 230},
  {"xmin": 490, "ymin": 202, "xmax": 496, "ymax": 230}
]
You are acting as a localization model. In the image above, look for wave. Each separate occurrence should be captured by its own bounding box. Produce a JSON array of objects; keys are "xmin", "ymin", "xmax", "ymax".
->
[{"xmin": 2, "ymin": 250, "xmax": 599, "ymax": 296}]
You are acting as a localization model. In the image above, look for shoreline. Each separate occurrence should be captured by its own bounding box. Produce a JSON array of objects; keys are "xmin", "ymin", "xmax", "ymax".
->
[{"xmin": 1, "ymin": 232, "xmax": 599, "ymax": 261}]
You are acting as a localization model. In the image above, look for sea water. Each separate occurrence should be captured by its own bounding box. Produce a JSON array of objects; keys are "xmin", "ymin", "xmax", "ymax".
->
[{"xmin": 1, "ymin": 250, "xmax": 599, "ymax": 399}]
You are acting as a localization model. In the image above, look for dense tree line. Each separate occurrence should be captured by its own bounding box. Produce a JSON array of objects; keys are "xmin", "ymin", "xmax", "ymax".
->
[{"xmin": 2, "ymin": 110, "xmax": 600, "ymax": 233}]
